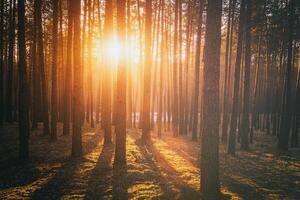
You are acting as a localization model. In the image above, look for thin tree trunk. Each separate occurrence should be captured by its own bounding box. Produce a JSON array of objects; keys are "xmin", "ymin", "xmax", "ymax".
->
[
  {"xmin": 7, "ymin": 0, "xmax": 15, "ymax": 123},
  {"xmin": 240, "ymin": 0, "xmax": 252, "ymax": 150},
  {"xmin": 72, "ymin": 0, "xmax": 82, "ymax": 157},
  {"xmin": 63, "ymin": 0, "xmax": 73, "ymax": 136},
  {"xmin": 17, "ymin": 0, "xmax": 30, "ymax": 160},
  {"xmin": 227, "ymin": 0, "xmax": 246, "ymax": 155},
  {"xmin": 0, "ymin": 0, "xmax": 4, "ymax": 125},
  {"xmin": 278, "ymin": 0, "xmax": 295, "ymax": 150},
  {"xmin": 35, "ymin": 0, "xmax": 50, "ymax": 135},
  {"xmin": 221, "ymin": 0, "xmax": 235, "ymax": 144},
  {"xmin": 172, "ymin": 0, "xmax": 179, "ymax": 136},
  {"xmin": 102, "ymin": 0, "xmax": 113, "ymax": 145},
  {"xmin": 192, "ymin": 0, "xmax": 203, "ymax": 141},
  {"xmin": 141, "ymin": 0, "xmax": 152, "ymax": 141},
  {"xmin": 51, "ymin": 0, "xmax": 59, "ymax": 141},
  {"xmin": 158, "ymin": 0, "xmax": 164, "ymax": 138}
]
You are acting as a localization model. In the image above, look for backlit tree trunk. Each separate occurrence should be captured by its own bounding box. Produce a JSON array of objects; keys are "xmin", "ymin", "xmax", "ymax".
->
[
  {"xmin": 200, "ymin": 0, "xmax": 222, "ymax": 197},
  {"xmin": 141, "ymin": 0, "xmax": 152, "ymax": 141},
  {"xmin": 17, "ymin": 0, "xmax": 30, "ymax": 160},
  {"xmin": 72, "ymin": 0, "xmax": 82, "ymax": 157},
  {"xmin": 51, "ymin": 0, "xmax": 59, "ymax": 141}
]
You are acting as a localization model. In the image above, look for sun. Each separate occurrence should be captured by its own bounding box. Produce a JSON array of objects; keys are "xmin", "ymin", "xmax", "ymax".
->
[
  {"xmin": 92, "ymin": 37, "xmax": 121, "ymax": 64},
  {"xmin": 107, "ymin": 39, "xmax": 121, "ymax": 60}
]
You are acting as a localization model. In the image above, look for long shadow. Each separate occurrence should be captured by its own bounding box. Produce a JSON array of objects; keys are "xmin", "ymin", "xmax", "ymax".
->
[
  {"xmin": 84, "ymin": 143, "xmax": 114, "ymax": 199},
  {"xmin": 30, "ymin": 133, "xmax": 102, "ymax": 199},
  {"xmin": 30, "ymin": 157, "xmax": 83, "ymax": 200},
  {"xmin": 112, "ymin": 164, "xmax": 128, "ymax": 200},
  {"xmin": 0, "ymin": 162, "xmax": 41, "ymax": 189},
  {"xmin": 138, "ymin": 138, "xmax": 232, "ymax": 200},
  {"xmin": 135, "ymin": 138, "xmax": 201, "ymax": 200},
  {"xmin": 222, "ymin": 151, "xmax": 300, "ymax": 199},
  {"xmin": 83, "ymin": 131, "xmax": 103, "ymax": 155},
  {"xmin": 0, "ymin": 130, "xmax": 102, "ymax": 193}
]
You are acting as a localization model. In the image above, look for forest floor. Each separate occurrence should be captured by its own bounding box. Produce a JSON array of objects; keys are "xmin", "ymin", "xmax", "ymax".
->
[{"xmin": 0, "ymin": 123, "xmax": 300, "ymax": 200}]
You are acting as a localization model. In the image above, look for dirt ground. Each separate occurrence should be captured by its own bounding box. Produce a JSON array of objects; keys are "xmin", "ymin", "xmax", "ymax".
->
[{"xmin": 0, "ymin": 123, "xmax": 300, "ymax": 200}]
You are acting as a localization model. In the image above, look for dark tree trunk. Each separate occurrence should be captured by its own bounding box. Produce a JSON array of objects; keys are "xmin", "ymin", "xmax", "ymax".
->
[
  {"xmin": 114, "ymin": 0, "xmax": 127, "ymax": 166},
  {"xmin": 63, "ymin": 0, "xmax": 73, "ymax": 136},
  {"xmin": 157, "ymin": 0, "xmax": 164, "ymax": 138},
  {"xmin": 291, "ymin": 69, "xmax": 300, "ymax": 147},
  {"xmin": 17, "ymin": 0, "xmax": 30, "ymax": 160},
  {"xmin": 35, "ymin": 0, "xmax": 50, "ymax": 135},
  {"xmin": 87, "ymin": 0, "xmax": 94, "ymax": 129},
  {"xmin": 72, "ymin": 0, "xmax": 82, "ymax": 157},
  {"xmin": 192, "ymin": 0, "xmax": 203, "ymax": 141},
  {"xmin": 102, "ymin": 0, "xmax": 113, "ymax": 145},
  {"xmin": 51, "ymin": 0, "xmax": 59, "ymax": 141},
  {"xmin": 278, "ymin": 0, "xmax": 295, "ymax": 150},
  {"xmin": 240, "ymin": 0, "xmax": 252, "ymax": 150},
  {"xmin": 200, "ymin": 0, "xmax": 222, "ymax": 197},
  {"xmin": 221, "ymin": 0, "xmax": 236, "ymax": 144},
  {"xmin": 172, "ymin": 0, "xmax": 179, "ymax": 136},
  {"xmin": 227, "ymin": 0, "xmax": 246, "ymax": 155},
  {"xmin": 0, "ymin": 0, "xmax": 4, "ymax": 125},
  {"xmin": 141, "ymin": 0, "xmax": 152, "ymax": 141},
  {"xmin": 7, "ymin": 0, "xmax": 16, "ymax": 123}
]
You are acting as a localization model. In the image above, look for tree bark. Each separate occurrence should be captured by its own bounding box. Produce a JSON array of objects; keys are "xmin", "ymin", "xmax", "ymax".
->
[
  {"xmin": 240, "ymin": 0, "xmax": 252, "ymax": 150},
  {"xmin": 227, "ymin": 0, "xmax": 246, "ymax": 155},
  {"xmin": 63, "ymin": 0, "xmax": 73, "ymax": 136},
  {"xmin": 114, "ymin": 0, "xmax": 127, "ymax": 166},
  {"xmin": 141, "ymin": 0, "xmax": 152, "ymax": 141},
  {"xmin": 102, "ymin": 0, "xmax": 113, "ymax": 144},
  {"xmin": 51, "ymin": 0, "xmax": 59, "ymax": 141},
  {"xmin": 72, "ymin": 0, "xmax": 82, "ymax": 157},
  {"xmin": 278, "ymin": 0, "xmax": 295, "ymax": 150},
  {"xmin": 192, "ymin": 0, "xmax": 203, "ymax": 141},
  {"xmin": 17, "ymin": 0, "xmax": 30, "ymax": 160},
  {"xmin": 200, "ymin": 0, "xmax": 222, "ymax": 197}
]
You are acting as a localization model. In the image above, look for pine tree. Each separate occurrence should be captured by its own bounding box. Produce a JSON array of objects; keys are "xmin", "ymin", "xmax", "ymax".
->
[{"xmin": 200, "ymin": 0, "xmax": 222, "ymax": 197}]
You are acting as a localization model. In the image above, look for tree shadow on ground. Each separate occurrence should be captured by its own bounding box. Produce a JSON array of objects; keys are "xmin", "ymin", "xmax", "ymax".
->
[
  {"xmin": 0, "ymin": 163, "xmax": 41, "ymax": 189},
  {"xmin": 112, "ymin": 164, "xmax": 128, "ymax": 200},
  {"xmin": 29, "ymin": 157, "xmax": 83, "ymax": 200},
  {"xmin": 84, "ymin": 143, "xmax": 114, "ymax": 199},
  {"xmin": 0, "ymin": 129, "xmax": 102, "ymax": 193},
  {"xmin": 132, "ymin": 132, "xmax": 232, "ymax": 200},
  {"xmin": 221, "ymin": 150, "xmax": 300, "ymax": 200},
  {"xmin": 135, "ymin": 137, "xmax": 202, "ymax": 200},
  {"xmin": 28, "ymin": 132, "xmax": 102, "ymax": 199}
]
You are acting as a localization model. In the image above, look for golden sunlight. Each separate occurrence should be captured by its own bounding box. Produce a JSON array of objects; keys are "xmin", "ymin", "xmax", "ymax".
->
[
  {"xmin": 93, "ymin": 37, "xmax": 121, "ymax": 65},
  {"xmin": 107, "ymin": 39, "xmax": 121, "ymax": 61}
]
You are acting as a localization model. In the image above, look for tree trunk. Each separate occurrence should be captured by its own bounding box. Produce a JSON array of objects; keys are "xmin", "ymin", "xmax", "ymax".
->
[
  {"xmin": 157, "ymin": 0, "xmax": 164, "ymax": 138},
  {"xmin": 17, "ymin": 0, "xmax": 30, "ymax": 160},
  {"xmin": 51, "ymin": 0, "xmax": 59, "ymax": 141},
  {"xmin": 72, "ymin": 0, "xmax": 82, "ymax": 157},
  {"xmin": 200, "ymin": 0, "xmax": 222, "ymax": 197},
  {"xmin": 7, "ymin": 0, "xmax": 15, "ymax": 123},
  {"xmin": 192, "ymin": 0, "xmax": 203, "ymax": 141},
  {"xmin": 102, "ymin": 0, "xmax": 113, "ymax": 145},
  {"xmin": 114, "ymin": 0, "xmax": 127, "ymax": 166},
  {"xmin": 63, "ymin": 0, "xmax": 73, "ymax": 136},
  {"xmin": 0, "ymin": 0, "xmax": 4, "ymax": 125},
  {"xmin": 227, "ymin": 0, "xmax": 246, "ymax": 155},
  {"xmin": 35, "ymin": 0, "xmax": 50, "ymax": 135},
  {"xmin": 240, "ymin": 0, "xmax": 252, "ymax": 150},
  {"xmin": 221, "ymin": 0, "xmax": 235, "ymax": 144},
  {"xmin": 172, "ymin": 0, "xmax": 179, "ymax": 136},
  {"xmin": 278, "ymin": 0, "xmax": 295, "ymax": 150},
  {"xmin": 141, "ymin": 0, "xmax": 152, "ymax": 141},
  {"xmin": 291, "ymin": 69, "xmax": 300, "ymax": 147}
]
